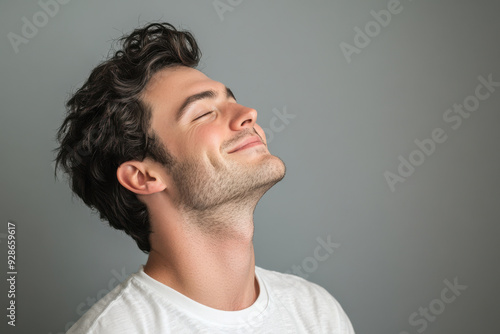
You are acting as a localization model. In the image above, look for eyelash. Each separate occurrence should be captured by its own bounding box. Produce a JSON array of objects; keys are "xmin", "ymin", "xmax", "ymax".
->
[{"xmin": 193, "ymin": 110, "xmax": 214, "ymax": 121}]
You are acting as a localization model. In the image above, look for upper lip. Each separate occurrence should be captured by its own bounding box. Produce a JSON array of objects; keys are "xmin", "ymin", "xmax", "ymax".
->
[{"xmin": 228, "ymin": 136, "xmax": 263, "ymax": 153}]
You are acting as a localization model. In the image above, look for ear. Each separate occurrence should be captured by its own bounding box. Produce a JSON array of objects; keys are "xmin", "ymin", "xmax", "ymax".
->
[{"xmin": 116, "ymin": 160, "xmax": 166, "ymax": 195}]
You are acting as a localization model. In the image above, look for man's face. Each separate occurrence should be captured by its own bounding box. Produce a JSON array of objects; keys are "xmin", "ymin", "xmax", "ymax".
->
[{"xmin": 142, "ymin": 66, "xmax": 285, "ymax": 211}]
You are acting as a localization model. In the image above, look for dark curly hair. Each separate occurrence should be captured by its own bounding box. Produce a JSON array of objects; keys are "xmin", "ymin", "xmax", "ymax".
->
[{"xmin": 54, "ymin": 22, "xmax": 201, "ymax": 253}]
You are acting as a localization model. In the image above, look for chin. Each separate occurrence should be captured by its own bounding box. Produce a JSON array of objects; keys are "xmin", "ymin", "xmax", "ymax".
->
[{"xmin": 258, "ymin": 154, "xmax": 286, "ymax": 185}]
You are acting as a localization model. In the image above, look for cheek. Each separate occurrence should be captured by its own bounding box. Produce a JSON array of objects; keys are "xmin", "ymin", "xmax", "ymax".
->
[{"xmin": 186, "ymin": 125, "xmax": 224, "ymax": 156}]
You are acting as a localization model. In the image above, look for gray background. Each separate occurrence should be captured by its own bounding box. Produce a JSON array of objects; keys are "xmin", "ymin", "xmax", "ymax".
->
[{"xmin": 1, "ymin": 0, "xmax": 499, "ymax": 333}]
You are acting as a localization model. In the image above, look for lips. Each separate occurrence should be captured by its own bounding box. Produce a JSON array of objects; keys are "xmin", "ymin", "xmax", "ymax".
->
[{"xmin": 228, "ymin": 136, "xmax": 264, "ymax": 153}]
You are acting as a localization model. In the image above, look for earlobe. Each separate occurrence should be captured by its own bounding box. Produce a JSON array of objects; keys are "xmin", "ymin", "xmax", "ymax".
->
[{"xmin": 116, "ymin": 161, "xmax": 166, "ymax": 195}]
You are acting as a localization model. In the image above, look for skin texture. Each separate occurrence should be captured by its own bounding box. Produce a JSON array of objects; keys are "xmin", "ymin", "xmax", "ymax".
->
[{"xmin": 116, "ymin": 66, "xmax": 286, "ymax": 311}]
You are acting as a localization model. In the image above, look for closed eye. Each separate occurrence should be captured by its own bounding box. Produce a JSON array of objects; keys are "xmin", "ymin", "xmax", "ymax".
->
[{"xmin": 193, "ymin": 111, "xmax": 214, "ymax": 121}]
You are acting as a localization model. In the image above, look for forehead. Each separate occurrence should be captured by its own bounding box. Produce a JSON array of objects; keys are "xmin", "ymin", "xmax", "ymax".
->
[{"xmin": 142, "ymin": 66, "xmax": 220, "ymax": 115}]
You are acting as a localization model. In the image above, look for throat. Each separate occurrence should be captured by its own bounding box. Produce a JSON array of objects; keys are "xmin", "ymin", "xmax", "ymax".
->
[{"xmin": 144, "ymin": 217, "xmax": 257, "ymax": 311}]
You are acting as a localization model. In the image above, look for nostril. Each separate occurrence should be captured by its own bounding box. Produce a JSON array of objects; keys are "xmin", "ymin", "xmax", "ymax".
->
[{"xmin": 241, "ymin": 118, "xmax": 253, "ymax": 127}]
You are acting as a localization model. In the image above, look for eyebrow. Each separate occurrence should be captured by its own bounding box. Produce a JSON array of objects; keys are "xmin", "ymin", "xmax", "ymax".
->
[{"xmin": 175, "ymin": 86, "xmax": 236, "ymax": 121}]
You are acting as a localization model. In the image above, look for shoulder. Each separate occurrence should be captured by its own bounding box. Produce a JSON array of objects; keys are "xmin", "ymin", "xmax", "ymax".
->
[
  {"xmin": 67, "ymin": 271, "xmax": 159, "ymax": 334},
  {"xmin": 256, "ymin": 266, "xmax": 355, "ymax": 333}
]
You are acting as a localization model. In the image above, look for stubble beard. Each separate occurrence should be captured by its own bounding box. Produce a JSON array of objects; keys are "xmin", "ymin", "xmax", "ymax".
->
[{"xmin": 170, "ymin": 151, "xmax": 286, "ymax": 215}]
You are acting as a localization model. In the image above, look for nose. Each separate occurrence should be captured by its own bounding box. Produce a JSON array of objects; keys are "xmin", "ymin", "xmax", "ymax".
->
[{"xmin": 228, "ymin": 103, "xmax": 258, "ymax": 131}]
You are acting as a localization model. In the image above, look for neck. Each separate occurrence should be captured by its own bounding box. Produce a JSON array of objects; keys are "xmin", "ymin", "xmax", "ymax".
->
[{"xmin": 144, "ymin": 201, "xmax": 259, "ymax": 311}]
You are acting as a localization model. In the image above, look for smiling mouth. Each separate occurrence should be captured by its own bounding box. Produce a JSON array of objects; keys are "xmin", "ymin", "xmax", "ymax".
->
[{"xmin": 228, "ymin": 136, "xmax": 264, "ymax": 153}]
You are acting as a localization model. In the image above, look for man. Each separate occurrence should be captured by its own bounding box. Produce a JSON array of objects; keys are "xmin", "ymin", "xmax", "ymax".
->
[{"xmin": 56, "ymin": 22, "xmax": 355, "ymax": 333}]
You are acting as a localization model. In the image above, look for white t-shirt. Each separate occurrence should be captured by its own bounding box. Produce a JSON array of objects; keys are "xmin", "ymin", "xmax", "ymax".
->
[{"xmin": 67, "ymin": 266, "xmax": 355, "ymax": 333}]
